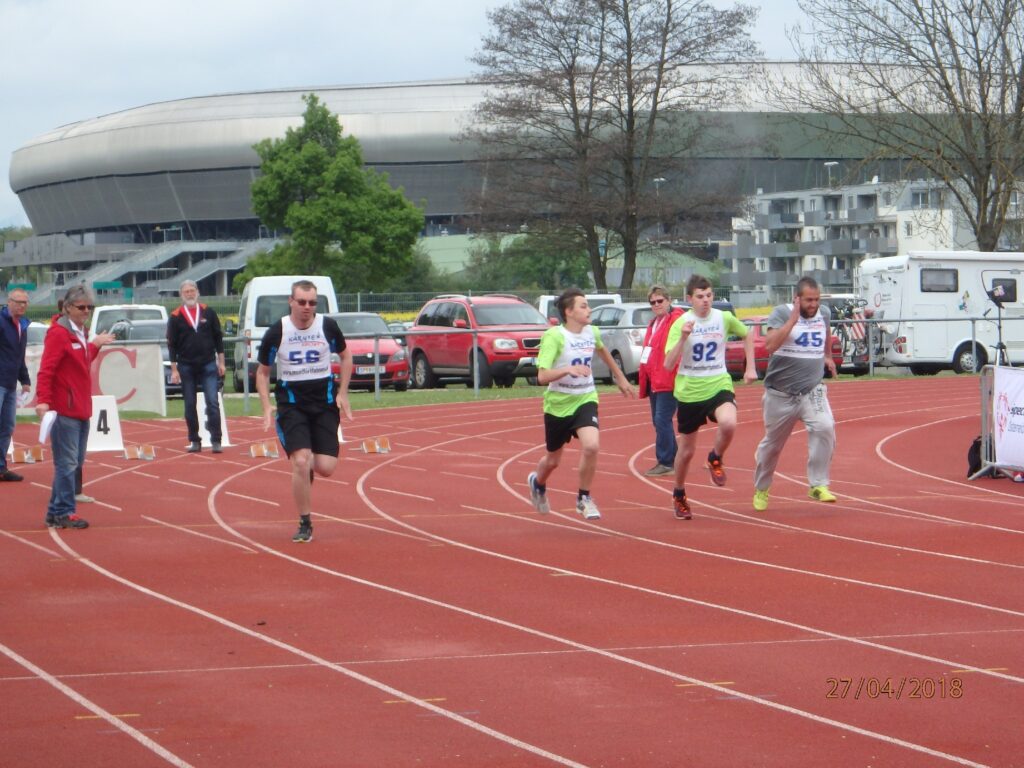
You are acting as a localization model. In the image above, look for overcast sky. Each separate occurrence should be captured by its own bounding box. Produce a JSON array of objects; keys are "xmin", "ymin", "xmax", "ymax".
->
[{"xmin": 0, "ymin": 0, "xmax": 801, "ymax": 229}]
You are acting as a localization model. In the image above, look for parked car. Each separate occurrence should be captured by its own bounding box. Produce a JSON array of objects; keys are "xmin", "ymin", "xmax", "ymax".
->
[
  {"xmin": 109, "ymin": 318, "xmax": 180, "ymax": 396},
  {"xmin": 26, "ymin": 321, "xmax": 48, "ymax": 346},
  {"xmin": 673, "ymin": 298, "xmax": 736, "ymax": 315},
  {"xmin": 327, "ymin": 312, "xmax": 409, "ymax": 392},
  {"xmin": 588, "ymin": 302, "xmax": 653, "ymax": 383},
  {"xmin": 537, "ymin": 293, "xmax": 622, "ymax": 323},
  {"xmin": 90, "ymin": 304, "xmax": 167, "ymax": 341},
  {"xmin": 386, "ymin": 320, "xmax": 412, "ymax": 346},
  {"xmin": 726, "ymin": 315, "xmax": 843, "ymax": 379},
  {"xmin": 406, "ymin": 294, "xmax": 549, "ymax": 388}
]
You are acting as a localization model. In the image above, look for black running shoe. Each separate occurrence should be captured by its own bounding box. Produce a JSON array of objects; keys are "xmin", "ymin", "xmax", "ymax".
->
[{"xmin": 292, "ymin": 520, "xmax": 313, "ymax": 543}]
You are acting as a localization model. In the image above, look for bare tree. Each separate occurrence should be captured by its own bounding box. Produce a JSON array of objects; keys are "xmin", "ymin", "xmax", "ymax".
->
[
  {"xmin": 465, "ymin": 0, "xmax": 759, "ymax": 289},
  {"xmin": 773, "ymin": 0, "xmax": 1024, "ymax": 251}
]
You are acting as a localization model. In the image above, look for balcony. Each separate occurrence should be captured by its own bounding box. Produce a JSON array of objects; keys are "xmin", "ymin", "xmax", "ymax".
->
[
  {"xmin": 754, "ymin": 212, "xmax": 803, "ymax": 229},
  {"xmin": 799, "ymin": 237, "xmax": 897, "ymax": 257}
]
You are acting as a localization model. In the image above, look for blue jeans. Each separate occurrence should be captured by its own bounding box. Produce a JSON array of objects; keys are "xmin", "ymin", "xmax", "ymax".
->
[
  {"xmin": 0, "ymin": 384, "xmax": 16, "ymax": 472},
  {"xmin": 649, "ymin": 390, "xmax": 678, "ymax": 467},
  {"xmin": 179, "ymin": 359, "xmax": 221, "ymax": 443},
  {"xmin": 47, "ymin": 414, "xmax": 89, "ymax": 519}
]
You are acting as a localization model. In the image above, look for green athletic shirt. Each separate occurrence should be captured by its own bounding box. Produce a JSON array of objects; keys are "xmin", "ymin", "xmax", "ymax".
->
[
  {"xmin": 664, "ymin": 309, "xmax": 748, "ymax": 402},
  {"xmin": 536, "ymin": 324, "xmax": 604, "ymax": 417}
]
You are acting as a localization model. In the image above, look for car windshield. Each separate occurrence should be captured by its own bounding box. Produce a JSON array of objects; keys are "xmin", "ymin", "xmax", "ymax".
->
[
  {"xmin": 333, "ymin": 315, "xmax": 389, "ymax": 336},
  {"xmin": 127, "ymin": 324, "xmax": 167, "ymax": 341},
  {"xmin": 94, "ymin": 308, "xmax": 164, "ymax": 333},
  {"xmin": 255, "ymin": 295, "xmax": 329, "ymax": 327},
  {"xmin": 474, "ymin": 304, "xmax": 547, "ymax": 326}
]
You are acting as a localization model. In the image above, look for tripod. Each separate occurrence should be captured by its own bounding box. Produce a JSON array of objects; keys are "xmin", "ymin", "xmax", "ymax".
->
[{"xmin": 986, "ymin": 288, "xmax": 1011, "ymax": 367}]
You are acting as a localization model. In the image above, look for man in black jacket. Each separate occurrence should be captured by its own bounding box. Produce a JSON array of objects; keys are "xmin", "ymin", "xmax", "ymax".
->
[
  {"xmin": 1, "ymin": 288, "xmax": 31, "ymax": 481},
  {"xmin": 167, "ymin": 280, "xmax": 225, "ymax": 453}
]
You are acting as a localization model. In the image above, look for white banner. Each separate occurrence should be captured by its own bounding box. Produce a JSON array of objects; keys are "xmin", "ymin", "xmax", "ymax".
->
[
  {"xmin": 992, "ymin": 366, "xmax": 1024, "ymax": 469},
  {"xmin": 18, "ymin": 343, "xmax": 166, "ymax": 416}
]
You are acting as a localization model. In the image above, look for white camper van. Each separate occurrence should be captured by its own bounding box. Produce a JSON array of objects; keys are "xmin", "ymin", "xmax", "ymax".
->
[
  {"xmin": 856, "ymin": 251, "xmax": 1024, "ymax": 374},
  {"xmin": 233, "ymin": 275, "xmax": 338, "ymax": 391}
]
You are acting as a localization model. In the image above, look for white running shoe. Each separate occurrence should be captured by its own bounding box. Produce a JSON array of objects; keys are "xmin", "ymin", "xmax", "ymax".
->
[
  {"xmin": 576, "ymin": 495, "xmax": 601, "ymax": 520},
  {"xmin": 528, "ymin": 472, "xmax": 550, "ymax": 514}
]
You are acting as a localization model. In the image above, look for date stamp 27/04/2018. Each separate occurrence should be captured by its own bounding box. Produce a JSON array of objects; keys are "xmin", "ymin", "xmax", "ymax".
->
[{"xmin": 826, "ymin": 677, "xmax": 963, "ymax": 700}]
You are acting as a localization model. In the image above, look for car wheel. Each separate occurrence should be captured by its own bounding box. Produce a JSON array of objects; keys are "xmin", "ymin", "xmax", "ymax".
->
[
  {"xmin": 233, "ymin": 370, "xmax": 243, "ymax": 393},
  {"xmin": 412, "ymin": 353, "xmax": 438, "ymax": 388},
  {"xmin": 471, "ymin": 351, "xmax": 494, "ymax": 388},
  {"xmin": 952, "ymin": 342, "xmax": 985, "ymax": 374},
  {"xmin": 493, "ymin": 374, "xmax": 515, "ymax": 388}
]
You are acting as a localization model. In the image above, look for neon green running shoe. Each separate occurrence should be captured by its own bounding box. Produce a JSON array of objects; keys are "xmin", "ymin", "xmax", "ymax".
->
[
  {"xmin": 752, "ymin": 488, "xmax": 770, "ymax": 511},
  {"xmin": 808, "ymin": 486, "xmax": 837, "ymax": 503}
]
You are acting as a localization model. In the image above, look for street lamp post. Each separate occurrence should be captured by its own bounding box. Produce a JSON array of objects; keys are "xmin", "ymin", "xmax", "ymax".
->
[
  {"xmin": 824, "ymin": 161, "xmax": 838, "ymax": 187},
  {"xmin": 653, "ymin": 177, "xmax": 666, "ymax": 198}
]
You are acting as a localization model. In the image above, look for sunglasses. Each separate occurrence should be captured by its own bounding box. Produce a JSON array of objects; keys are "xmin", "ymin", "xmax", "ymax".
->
[
  {"xmin": 8, "ymin": 298, "xmax": 28, "ymax": 305},
  {"xmin": 292, "ymin": 298, "xmax": 317, "ymax": 307},
  {"xmin": 649, "ymin": 298, "xmax": 667, "ymax": 306},
  {"xmin": 72, "ymin": 304, "xmax": 96, "ymax": 311}
]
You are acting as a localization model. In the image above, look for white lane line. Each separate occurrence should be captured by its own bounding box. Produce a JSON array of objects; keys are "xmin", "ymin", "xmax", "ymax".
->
[
  {"xmin": 0, "ymin": 640, "xmax": 194, "ymax": 768},
  {"xmin": 169, "ymin": 479, "xmax": 205, "ymax": 489},
  {"xmin": 0, "ymin": 528, "xmax": 64, "ymax": 558},
  {"xmin": 225, "ymin": 492, "xmax": 279, "ymax": 506},
  {"xmin": 141, "ymin": 516, "xmax": 257, "ymax": 553},
  {"xmin": 47, "ymin": 530, "xmax": 588, "ymax": 768},
  {"xmin": 133, "ymin": 471, "xmax": 160, "ymax": 479}
]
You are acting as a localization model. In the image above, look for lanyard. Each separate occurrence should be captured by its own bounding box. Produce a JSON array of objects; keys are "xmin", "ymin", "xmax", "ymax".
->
[{"xmin": 184, "ymin": 304, "xmax": 201, "ymax": 331}]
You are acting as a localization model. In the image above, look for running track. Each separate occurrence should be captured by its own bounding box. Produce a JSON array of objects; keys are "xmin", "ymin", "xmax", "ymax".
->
[{"xmin": 2, "ymin": 376, "xmax": 1022, "ymax": 767}]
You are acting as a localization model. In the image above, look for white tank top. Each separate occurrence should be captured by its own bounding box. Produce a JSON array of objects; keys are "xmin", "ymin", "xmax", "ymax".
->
[
  {"xmin": 547, "ymin": 325, "xmax": 598, "ymax": 396},
  {"xmin": 773, "ymin": 308, "xmax": 828, "ymax": 359},
  {"xmin": 276, "ymin": 315, "xmax": 332, "ymax": 382},
  {"xmin": 678, "ymin": 309, "xmax": 727, "ymax": 378}
]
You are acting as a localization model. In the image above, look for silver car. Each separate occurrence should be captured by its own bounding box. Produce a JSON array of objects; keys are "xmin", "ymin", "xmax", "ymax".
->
[{"xmin": 589, "ymin": 302, "xmax": 653, "ymax": 383}]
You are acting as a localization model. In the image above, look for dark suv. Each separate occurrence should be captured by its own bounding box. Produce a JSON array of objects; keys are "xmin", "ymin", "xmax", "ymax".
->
[{"xmin": 407, "ymin": 294, "xmax": 549, "ymax": 388}]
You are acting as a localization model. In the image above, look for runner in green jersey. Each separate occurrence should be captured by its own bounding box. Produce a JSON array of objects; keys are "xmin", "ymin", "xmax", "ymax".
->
[{"xmin": 527, "ymin": 288, "xmax": 635, "ymax": 520}]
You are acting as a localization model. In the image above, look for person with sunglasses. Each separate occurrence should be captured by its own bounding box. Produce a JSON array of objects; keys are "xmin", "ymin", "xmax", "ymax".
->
[
  {"xmin": 256, "ymin": 280, "xmax": 353, "ymax": 543},
  {"xmin": 637, "ymin": 286, "xmax": 683, "ymax": 476},
  {"xmin": 35, "ymin": 286, "xmax": 116, "ymax": 528},
  {"xmin": 1, "ymin": 288, "xmax": 32, "ymax": 482}
]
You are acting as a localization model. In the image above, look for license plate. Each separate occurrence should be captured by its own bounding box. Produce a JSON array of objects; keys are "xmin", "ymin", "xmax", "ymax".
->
[{"xmin": 356, "ymin": 365, "xmax": 386, "ymax": 375}]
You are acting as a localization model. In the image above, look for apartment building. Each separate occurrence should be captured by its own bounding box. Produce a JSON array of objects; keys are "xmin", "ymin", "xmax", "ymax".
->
[{"xmin": 720, "ymin": 178, "xmax": 985, "ymax": 305}]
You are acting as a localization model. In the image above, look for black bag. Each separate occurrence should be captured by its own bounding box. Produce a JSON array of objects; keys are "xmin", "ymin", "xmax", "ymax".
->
[{"xmin": 967, "ymin": 435, "xmax": 994, "ymax": 478}]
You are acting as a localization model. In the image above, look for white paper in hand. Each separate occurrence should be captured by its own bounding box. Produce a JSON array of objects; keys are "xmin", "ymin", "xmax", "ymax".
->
[
  {"xmin": 39, "ymin": 411, "xmax": 57, "ymax": 444},
  {"xmin": 17, "ymin": 390, "xmax": 31, "ymax": 408}
]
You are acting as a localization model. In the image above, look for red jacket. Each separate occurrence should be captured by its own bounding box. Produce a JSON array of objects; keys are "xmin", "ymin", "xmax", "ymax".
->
[
  {"xmin": 638, "ymin": 307, "xmax": 683, "ymax": 397},
  {"xmin": 36, "ymin": 318, "xmax": 100, "ymax": 420}
]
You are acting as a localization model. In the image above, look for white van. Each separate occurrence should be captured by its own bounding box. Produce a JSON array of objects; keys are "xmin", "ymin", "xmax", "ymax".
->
[
  {"xmin": 537, "ymin": 293, "xmax": 622, "ymax": 323},
  {"xmin": 89, "ymin": 304, "xmax": 168, "ymax": 341},
  {"xmin": 233, "ymin": 275, "xmax": 338, "ymax": 391},
  {"xmin": 856, "ymin": 251, "xmax": 1024, "ymax": 373}
]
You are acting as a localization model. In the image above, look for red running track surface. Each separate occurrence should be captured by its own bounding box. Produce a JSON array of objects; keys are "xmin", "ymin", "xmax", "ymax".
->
[{"xmin": 1, "ymin": 375, "xmax": 1022, "ymax": 767}]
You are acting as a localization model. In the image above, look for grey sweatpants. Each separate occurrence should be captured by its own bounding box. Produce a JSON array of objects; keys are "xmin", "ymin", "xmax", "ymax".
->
[{"xmin": 753, "ymin": 384, "xmax": 835, "ymax": 491}]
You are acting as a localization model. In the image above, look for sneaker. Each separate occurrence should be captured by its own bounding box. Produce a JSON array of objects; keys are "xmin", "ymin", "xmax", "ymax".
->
[
  {"xmin": 292, "ymin": 520, "xmax": 313, "ymax": 543},
  {"xmin": 0, "ymin": 469, "xmax": 24, "ymax": 482},
  {"xmin": 644, "ymin": 463, "xmax": 673, "ymax": 476},
  {"xmin": 752, "ymin": 488, "xmax": 770, "ymax": 511},
  {"xmin": 576, "ymin": 495, "xmax": 601, "ymax": 520},
  {"xmin": 75, "ymin": 493, "xmax": 96, "ymax": 504},
  {"xmin": 527, "ymin": 472, "xmax": 550, "ymax": 514},
  {"xmin": 211, "ymin": 442, "xmax": 223, "ymax": 454},
  {"xmin": 808, "ymin": 486, "xmax": 837, "ymax": 503},
  {"xmin": 47, "ymin": 514, "xmax": 89, "ymax": 529},
  {"xmin": 706, "ymin": 455, "xmax": 727, "ymax": 487},
  {"xmin": 186, "ymin": 441, "xmax": 201, "ymax": 453},
  {"xmin": 673, "ymin": 494, "xmax": 692, "ymax": 520}
]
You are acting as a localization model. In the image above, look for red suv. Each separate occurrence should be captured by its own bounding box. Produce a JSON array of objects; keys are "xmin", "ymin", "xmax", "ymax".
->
[{"xmin": 407, "ymin": 294, "xmax": 549, "ymax": 388}]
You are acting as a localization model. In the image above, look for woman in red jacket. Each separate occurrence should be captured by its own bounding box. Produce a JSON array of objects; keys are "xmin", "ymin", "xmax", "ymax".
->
[
  {"xmin": 637, "ymin": 286, "xmax": 683, "ymax": 476},
  {"xmin": 35, "ymin": 286, "xmax": 115, "ymax": 528}
]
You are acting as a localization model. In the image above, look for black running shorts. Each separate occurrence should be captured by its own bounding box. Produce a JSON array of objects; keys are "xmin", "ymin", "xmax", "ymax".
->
[
  {"xmin": 275, "ymin": 402, "xmax": 341, "ymax": 457},
  {"xmin": 543, "ymin": 401, "xmax": 599, "ymax": 453},
  {"xmin": 676, "ymin": 390, "xmax": 736, "ymax": 435}
]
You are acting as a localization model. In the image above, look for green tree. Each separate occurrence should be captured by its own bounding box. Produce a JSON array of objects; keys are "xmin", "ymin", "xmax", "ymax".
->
[
  {"xmin": 461, "ymin": 231, "xmax": 592, "ymax": 290},
  {"xmin": 237, "ymin": 94, "xmax": 424, "ymax": 292}
]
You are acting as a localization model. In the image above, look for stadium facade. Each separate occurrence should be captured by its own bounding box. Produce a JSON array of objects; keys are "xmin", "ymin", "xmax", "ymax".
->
[{"xmin": 4, "ymin": 66, "xmax": 868, "ymax": 301}]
